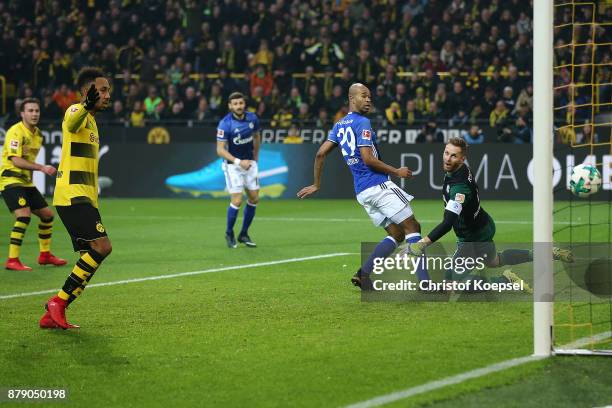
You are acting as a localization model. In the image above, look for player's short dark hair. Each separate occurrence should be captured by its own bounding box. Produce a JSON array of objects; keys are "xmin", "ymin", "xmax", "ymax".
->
[
  {"xmin": 20, "ymin": 98, "xmax": 40, "ymax": 112},
  {"xmin": 228, "ymin": 92, "xmax": 246, "ymax": 103},
  {"xmin": 76, "ymin": 67, "xmax": 106, "ymax": 90},
  {"xmin": 447, "ymin": 136, "xmax": 468, "ymax": 155}
]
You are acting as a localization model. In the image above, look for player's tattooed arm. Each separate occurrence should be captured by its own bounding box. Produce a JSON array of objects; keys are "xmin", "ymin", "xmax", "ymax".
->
[
  {"xmin": 360, "ymin": 147, "xmax": 412, "ymax": 178},
  {"xmin": 297, "ymin": 140, "xmax": 337, "ymax": 199}
]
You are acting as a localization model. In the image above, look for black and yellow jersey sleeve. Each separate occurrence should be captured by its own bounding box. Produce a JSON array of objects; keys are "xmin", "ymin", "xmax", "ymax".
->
[{"xmin": 53, "ymin": 103, "xmax": 100, "ymax": 208}]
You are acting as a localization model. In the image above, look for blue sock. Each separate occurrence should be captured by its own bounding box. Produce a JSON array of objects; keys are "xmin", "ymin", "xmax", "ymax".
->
[
  {"xmin": 406, "ymin": 233, "xmax": 431, "ymax": 281},
  {"xmin": 226, "ymin": 204, "xmax": 239, "ymax": 235},
  {"xmin": 240, "ymin": 201, "xmax": 256, "ymax": 236},
  {"xmin": 362, "ymin": 236, "xmax": 398, "ymax": 275}
]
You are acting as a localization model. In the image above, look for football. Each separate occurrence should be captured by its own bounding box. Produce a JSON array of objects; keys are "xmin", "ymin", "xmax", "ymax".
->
[{"xmin": 569, "ymin": 164, "xmax": 602, "ymax": 197}]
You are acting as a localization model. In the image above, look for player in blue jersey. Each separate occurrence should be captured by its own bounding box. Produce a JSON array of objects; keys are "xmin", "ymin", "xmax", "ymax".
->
[
  {"xmin": 216, "ymin": 92, "xmax": 260, "ymax": 248},
  {"xmin": 298, "ymin": 83, "xmax": 429, "ymax": 288}
]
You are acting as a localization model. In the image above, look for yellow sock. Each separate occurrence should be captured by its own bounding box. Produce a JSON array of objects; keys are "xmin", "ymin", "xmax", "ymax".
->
[
  {"xmin": 38, "ymin": 217, "xmax": 53, "ymax": 253},
  {"xmin": 58, "ymin": 249, "xmax": 106, "ymax": 304},
  {"xmin": 8, "ymin": 217, "xmax": 30, "ymax": 259}
]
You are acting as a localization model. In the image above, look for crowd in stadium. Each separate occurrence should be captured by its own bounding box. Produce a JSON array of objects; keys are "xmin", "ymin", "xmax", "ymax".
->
[{"xmin": 0, "ymin": 0, "xmax": 609, "ymax": 143}]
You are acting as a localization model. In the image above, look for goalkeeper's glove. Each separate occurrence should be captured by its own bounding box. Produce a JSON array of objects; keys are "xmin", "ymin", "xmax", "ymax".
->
[
  {"xmin": 400, "ymin": 241, "xmax": 427, "ymax": 257},
  {"xmin": 83, "ymin": 84, "xmax": 100, "ymax": 111}
]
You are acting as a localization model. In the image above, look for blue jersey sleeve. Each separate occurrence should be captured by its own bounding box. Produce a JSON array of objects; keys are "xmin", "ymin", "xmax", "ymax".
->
[
  {"xmin": 216, "ymin": 118, "xmax": 230, "ymax": 141},
  {"xmin": 253, "ymin": 115, "xmax": 261, "ymax": 133},
  {"xmin": 327, "ymin": 124, "xmax": 339, "ymax": 144},
  {"xmin": 355, "ymin": 118, "xmax": 374, "ymax": 147}
]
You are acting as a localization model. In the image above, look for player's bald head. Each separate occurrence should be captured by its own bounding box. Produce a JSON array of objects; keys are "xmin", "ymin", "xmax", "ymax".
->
[
  {"xmin": 348, "ymin": 83, "xmax": 372, "ymax": 115},
  {"xmin": 348, "ymin": 83, "xmax": 369, "ymax": 97}
]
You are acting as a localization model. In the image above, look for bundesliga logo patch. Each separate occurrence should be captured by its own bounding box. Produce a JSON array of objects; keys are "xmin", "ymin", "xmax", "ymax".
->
[
  {"xmin": 454, "ymin": 193, "xmax": 465, "ymax": 203},
  {"xmin": 10, "ymin": 140, "xmax": 19, "ymax": 149},
  {"xmin": 362, "ymin": 130, "xmax": 371, "ymax": 140},
  {"xmin": 217, "ymin": 129, "xmax": 224, "ymax": 137}
]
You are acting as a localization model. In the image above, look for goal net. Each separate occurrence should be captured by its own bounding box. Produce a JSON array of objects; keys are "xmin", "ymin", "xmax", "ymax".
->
[{"xmin": 550, "ymin": 0, "xmax": 612, "ymax": 355}]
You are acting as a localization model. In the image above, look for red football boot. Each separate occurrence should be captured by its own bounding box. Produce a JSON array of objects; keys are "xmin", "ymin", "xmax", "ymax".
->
[
  {"xmin": 45, "ymin": 296, "xmax": 79, "ymax": 329},
  {"xmin": 39, "ymin": 311, "xmax": 60, "ymax": 329},
  {"xmin": 5, "ymin": 258, "xmax": 32, "ymax": 271},
  {"xmin": 38, "ymin": 252, "xmax": 67, "ymax": 266}
]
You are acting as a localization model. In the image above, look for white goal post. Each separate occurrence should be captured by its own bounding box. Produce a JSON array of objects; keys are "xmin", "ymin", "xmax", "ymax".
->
[{"xmin": 533, "ymin": 0, "xmax": 554, "ymax": 357}]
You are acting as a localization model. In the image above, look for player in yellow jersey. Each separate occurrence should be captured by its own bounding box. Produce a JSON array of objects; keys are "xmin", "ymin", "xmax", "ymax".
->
[
  {"xmin": 41, "ymin": 67, "xmax": 113, "ymax": 329},
  {"xmin": 0, "ymin": 98, "xmax": 67, "ymax": 271}
]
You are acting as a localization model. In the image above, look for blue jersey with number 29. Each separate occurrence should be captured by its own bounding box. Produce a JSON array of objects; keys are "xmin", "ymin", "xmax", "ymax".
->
[{"xmin": 327, "ymin": 112, "xmax": 389, "ymax": 194}]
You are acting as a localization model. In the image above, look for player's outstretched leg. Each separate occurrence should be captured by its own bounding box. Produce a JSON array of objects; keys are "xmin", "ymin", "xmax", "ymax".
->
[{"xmin": 353, "ymin": 235, "xmax": 399, "ymax": 290}]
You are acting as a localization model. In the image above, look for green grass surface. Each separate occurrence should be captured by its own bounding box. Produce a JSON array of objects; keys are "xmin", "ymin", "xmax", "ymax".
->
[{"xmin": 0, "ymin": 199, "xmax": 610, "ymax": 407}]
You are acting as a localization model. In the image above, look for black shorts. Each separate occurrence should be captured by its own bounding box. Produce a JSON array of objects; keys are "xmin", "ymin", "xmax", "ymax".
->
[
  {"xmin": 448, "ymin": 240, "xmax": 498, "ymax": 281},
  {"xmin": 56, "ymin": 203, "xmax": 108, "ymax": 252},
  {"xmin": 453, "ymin": 240, "xmax": 498, "ymax": 262},
  {"xmin": 2, "ymin": 185, "xmax": 48, "ymax": 212}
]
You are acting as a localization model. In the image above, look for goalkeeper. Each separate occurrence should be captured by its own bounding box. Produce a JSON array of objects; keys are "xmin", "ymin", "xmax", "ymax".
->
[{"xmin": 404, "ymin": 137, "xmax": 572, "ymax": 289}]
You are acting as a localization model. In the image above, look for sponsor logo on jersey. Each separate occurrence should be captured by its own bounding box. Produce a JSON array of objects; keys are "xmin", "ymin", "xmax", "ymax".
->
[
  {"xmin": 362, "ymin": 129, "xmax": 371, "ymax": 140},
  {"xmin": 454, "ymin": 193, "xmax": 465, "ymax": 203},
  {"xmin": 233, "ymin": 135, "xmax": 254, "ymax": 145},
  {"xmin": 217, "ymin": 129, "xmax": 224, "ymax": 137}
]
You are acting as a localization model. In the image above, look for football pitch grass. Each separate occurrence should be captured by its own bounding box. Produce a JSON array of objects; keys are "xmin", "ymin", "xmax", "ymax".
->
[{"xmin": 0, "ymin": 199, "xmax": 610, "ymax": 407}]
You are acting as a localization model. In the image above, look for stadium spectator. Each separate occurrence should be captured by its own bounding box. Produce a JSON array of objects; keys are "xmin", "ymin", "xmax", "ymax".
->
[
  {"xmin": 576, "ymin": 122, "xmax": 599, "ymax": 145},
  {"xmin": 52, "ymin": 84, "xmax": 78, "ymax": 113},
  {"xmin": 416, "ymin": 120, "xmax": 445, "ymax": 143},
  {"xmin": 271, "ymin": 106, "xmax": 293, "ymax": 128},
  {"xmin": 405, "ymin": 100, "xmax": 423, "ymax": 126},
  {"xmin": 512, "ymin": 115, "xmax": 532, "ymax": 144},
  {"xmin": 490, "ymin": 101, "xmax": 509, "ymax": 127},
  {"xmin": 41, "ymin": 92, "xmax": 63, "ymax": 119},
  {"xmin": 385, "ymin": 102, "xmax": 402, "ymax": 126},
  {"xmin": 117, "ymin": 38, "xmax": 144, "ymax": 72},
  {"xmin": 449, "ymin": 109, "xmax": 469, "ymax": 128},
  {"xmin": 111, "ymin": 100, "xmax": 128, "ymax": 127},
  {"xmin": 249, "ymin": 65, "xmax": 274, "ymax": 98},
  {"xmin": 251, "ymin": 39, "xmax": 274, "ymax": 68},
  {"xmin": 193, "ymin": 97, "xmax": 210, "ymax": 123},
  {"xmin": 316, "ymin": 108, "xmax": 332, "ymax": 129},
  {"xmin": 144, "ymin": 86, "xmax": 164, "ymax": 121},
  {"xmin": 283, "ymin": 124, "xmax": 303, "ymax": 144},
  {"xmin": 502, "ymin": 86, "xmax": 516, "ymax": 111},
  {"xmin": 208, "ymin": 83, "xmax": 225, "ymax": 119},
  {"xmin": 130, "ymin": 101, "xmax": 146, "ymax": 127},
  {"xmin": 462, "ymin": 125, "xmax": 485, "ymax": 144},
  {"xmin": 0, "ymin": 0, "xmax": 544, "ymax": 136}
]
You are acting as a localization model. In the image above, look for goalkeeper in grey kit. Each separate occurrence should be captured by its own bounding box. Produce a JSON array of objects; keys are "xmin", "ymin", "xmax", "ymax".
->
[{"xmin": 404, "ymin": 137, "xmax": 573, "ymax": 289}]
